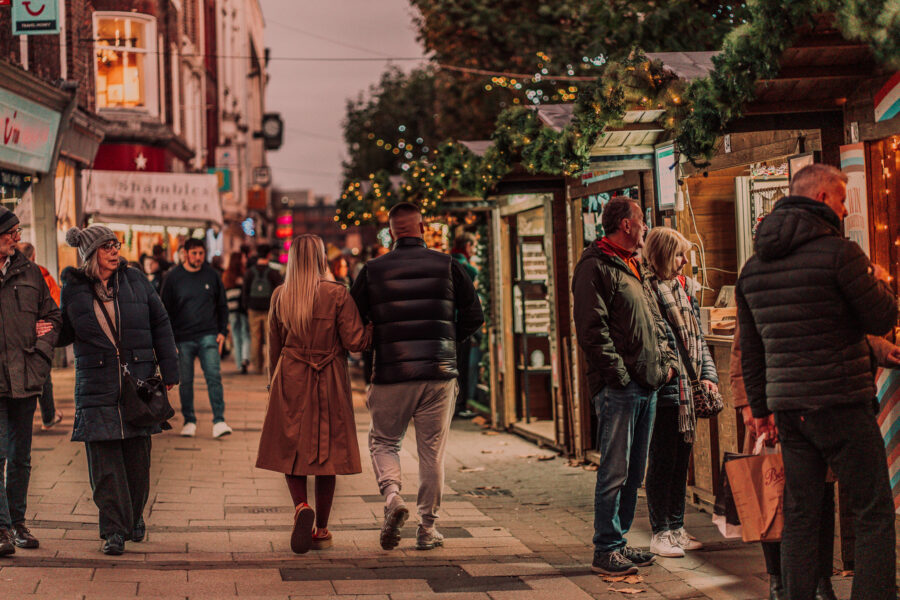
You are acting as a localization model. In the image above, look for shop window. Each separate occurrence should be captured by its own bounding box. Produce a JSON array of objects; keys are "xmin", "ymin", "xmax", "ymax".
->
[{"xmin": 94, "ymin": 13, "xmax": 158, "ymax": 114}]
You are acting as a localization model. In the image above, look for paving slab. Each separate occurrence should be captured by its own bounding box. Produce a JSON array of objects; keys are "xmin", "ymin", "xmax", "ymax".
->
[{"xmin": 1, "ymin": 365, "xmax": 797, "ymax": 599}]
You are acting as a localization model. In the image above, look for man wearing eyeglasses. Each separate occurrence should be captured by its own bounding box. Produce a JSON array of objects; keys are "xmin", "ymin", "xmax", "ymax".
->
[{"xmin": 0, "ymin": 206, "xmax": 62, "ymax": 556}]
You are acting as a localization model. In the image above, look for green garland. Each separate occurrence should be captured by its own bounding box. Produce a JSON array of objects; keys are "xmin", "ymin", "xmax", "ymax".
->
[
  {"xmin": 676, "ymin": 1, "xmax": 900, "ymax": 165},
  {"xmin": 337, "ymin": 51, "xmax": 683, "ymax": 226}
]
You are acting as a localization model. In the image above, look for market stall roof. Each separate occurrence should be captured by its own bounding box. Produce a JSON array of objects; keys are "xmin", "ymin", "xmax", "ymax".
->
[
  {"xmin": 646, "ymin": 52, "xmax": 717, "ymax": 80},
  {"xmin": 535, "ymin": 104, "xmax": 574, "ymax": 132},
  {"xmin": 675, "ymin": 12, "xmax": 893, "ymax": 166},
  {"xmin": 459, "ymin": 140, "xmax": 492, "ymax": 157},
  {"xmin": 587, "ymin": 55, "xmax": 716, "ymax": 170}
]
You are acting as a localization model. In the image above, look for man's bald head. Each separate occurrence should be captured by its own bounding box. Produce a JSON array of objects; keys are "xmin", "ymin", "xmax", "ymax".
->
[{"xmin": 388, "ymin": 202, "xmax": 425, "ymax": 240}]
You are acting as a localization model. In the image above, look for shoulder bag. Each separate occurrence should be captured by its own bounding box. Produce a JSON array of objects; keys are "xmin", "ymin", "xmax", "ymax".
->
[{"xmin": 92, "ymin": 288, "xmax": 175, "ymax": 427}]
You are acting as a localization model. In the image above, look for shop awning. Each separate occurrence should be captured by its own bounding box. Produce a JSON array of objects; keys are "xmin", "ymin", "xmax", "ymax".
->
[{"xmin": 83, "ymin": 170, "xmax": 223, "ymax": 227}]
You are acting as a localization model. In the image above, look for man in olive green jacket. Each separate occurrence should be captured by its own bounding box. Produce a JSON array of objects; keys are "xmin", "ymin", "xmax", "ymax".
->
[
  {"xmin": 0, "ymin": 206, "xmax": 61, "ymax": 556},
  {"xmin": 572, "ymin": 197, "xmax": 676, "ymax": 576}
]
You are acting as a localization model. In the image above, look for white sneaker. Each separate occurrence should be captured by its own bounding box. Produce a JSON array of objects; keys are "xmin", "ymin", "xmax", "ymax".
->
[
  {"xmin": 180, "ymin": 422, "xmax": 197, "ymax": 437},
  {"xmin": 650, "ymin": 531, "xmax": 685, "ymax": 558},
  {"xmin": 212, "ymin": 421, "xmax": 233, "ymax": 438},
  {"xmin": 671, "ymin": 527, "xmax": 703, "ymax": 550}
]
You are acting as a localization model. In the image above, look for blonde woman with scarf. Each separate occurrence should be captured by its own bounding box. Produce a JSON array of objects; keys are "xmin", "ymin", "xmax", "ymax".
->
[
  {"xmin": 256, "ymin": 234, "xmax": 371, "ymax": 554},
  {"xmin": 642, "ymin": 227, "xmax": 718, "ymax": 558}
]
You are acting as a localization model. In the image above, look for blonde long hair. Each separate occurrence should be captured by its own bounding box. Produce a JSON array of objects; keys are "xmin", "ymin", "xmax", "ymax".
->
[
  {"xmin": 643, "ymin": 227, "xmax": 691, "ymax": 280},
  {"xmin": 274, "ymin": 234, "xmax": 327, "ymax": 337}
]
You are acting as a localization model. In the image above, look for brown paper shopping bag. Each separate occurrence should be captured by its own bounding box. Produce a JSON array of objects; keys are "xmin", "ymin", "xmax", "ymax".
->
[{"xmin": 724, "ymin": 448, "xmax": 785, "ymax": 543}]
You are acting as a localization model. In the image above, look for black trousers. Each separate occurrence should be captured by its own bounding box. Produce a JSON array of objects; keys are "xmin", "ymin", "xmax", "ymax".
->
[
  {"xmin": 759, "ymin": 481, "xmax": 834, "ymax": 577},
  {"xmin": 38, "ymin": 379, "xmax": 56, "ymax": 426},
  {"xmin": 85, "ymin": 436, "xmax": 152, "ymax": 540},
  {"xmin": 775, "ymin": 404, "xmax": 896, "ymax": 600},
  {"xmin": 645, "ymin": 406, "xmax": 692, "ymax": 533},
  {"xmin": 455, "ymin": 338, "xmax": 472, "ymax": 414}
]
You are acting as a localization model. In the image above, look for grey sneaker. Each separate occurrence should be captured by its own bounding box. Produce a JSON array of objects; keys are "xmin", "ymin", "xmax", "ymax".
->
[
  {"xmin": 591, "ymin": 550, "xmax": 638, "ymax": 575},
  {"xmin": 415, "ymin": 525, "xmax": 444, "ymax": 550},
  {"xmin": 622, "ymin": 545, "xmax": 656, "ymax": 567},
  {"xmin": 379, "ymin": 496, "xmax": 409, "ymax": 550}
]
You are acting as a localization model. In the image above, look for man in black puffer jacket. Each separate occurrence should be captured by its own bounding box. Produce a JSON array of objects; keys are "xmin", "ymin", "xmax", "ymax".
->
[
  {"xmin": 737, "ymin": 164, "xmax": 897, "ymax": 600},
  {"xmin": 352, "ymin": 202, "xmax": 483, "ymax": 552}
]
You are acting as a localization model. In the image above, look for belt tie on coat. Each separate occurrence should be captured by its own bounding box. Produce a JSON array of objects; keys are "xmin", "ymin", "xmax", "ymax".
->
[{"xmin": 287, "ymin": 348, "xmax": 340, "ymax": 465}]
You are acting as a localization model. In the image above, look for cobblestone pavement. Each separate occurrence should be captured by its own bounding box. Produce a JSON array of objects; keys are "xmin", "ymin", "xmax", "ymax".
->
[{"xmin": 2, "ymin": 364, "xmax": 852, "ymax": 599}]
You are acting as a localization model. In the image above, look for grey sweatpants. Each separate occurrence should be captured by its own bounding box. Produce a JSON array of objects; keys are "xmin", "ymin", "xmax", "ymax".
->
[{"xmin": 367, "ymin": 379, "xmax": 457, "ymax": 528}]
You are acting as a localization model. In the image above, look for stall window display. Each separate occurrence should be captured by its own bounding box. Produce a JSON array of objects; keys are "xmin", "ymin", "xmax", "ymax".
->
[
  {"xmin": 581, "ymin": 186, "xmax": 638, "ymax": 247},
  {"xmin": 94, "ymin": 13, "xmax": 158, "ymax": 113}
]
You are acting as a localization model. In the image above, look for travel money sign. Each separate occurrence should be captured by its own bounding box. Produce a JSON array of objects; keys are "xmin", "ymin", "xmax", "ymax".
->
[{"xmin": 12, "ymin": 0, "xmax": 60, "ymax": 35}]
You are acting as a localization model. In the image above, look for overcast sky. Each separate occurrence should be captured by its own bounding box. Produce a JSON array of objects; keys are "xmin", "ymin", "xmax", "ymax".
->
[{"xmin": 260, "ymin": 1, "xmax": 427, "ymax": 198}]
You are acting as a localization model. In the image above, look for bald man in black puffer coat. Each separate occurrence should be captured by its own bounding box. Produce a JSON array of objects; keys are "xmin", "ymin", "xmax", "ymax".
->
[{"xmin": 737, "ymin": 164, "xmax": 897, "ymax": 600}]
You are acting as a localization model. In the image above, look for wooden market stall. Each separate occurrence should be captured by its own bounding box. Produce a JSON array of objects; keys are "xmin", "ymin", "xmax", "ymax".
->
[{"xmin": 665, "ymin": 15, "xmax": 900, "ymax": 570}]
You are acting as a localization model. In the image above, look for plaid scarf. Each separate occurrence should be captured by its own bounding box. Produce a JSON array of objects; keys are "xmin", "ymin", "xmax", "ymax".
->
[{"xmin": 653, "ymin": 276, "xmax": 702, "ymax": 441}]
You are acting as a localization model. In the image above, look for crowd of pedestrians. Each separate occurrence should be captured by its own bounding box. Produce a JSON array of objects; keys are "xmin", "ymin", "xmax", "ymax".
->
[{"xmin": 0, "ymin": 163, "xmax": 896, "ymax": 600}]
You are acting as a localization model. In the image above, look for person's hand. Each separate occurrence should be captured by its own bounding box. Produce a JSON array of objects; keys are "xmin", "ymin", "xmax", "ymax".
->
[
  {"xmin": 884, "ymin": 346, "xmax": 900, "ymax": 367},
  {"xmin": 872, "ymin": 263, "xmax": 892, "ymax": 284},
  {"xmin": 166, "ymin": 384, "xmax": 175, "ymax": 391},
  {"xmin": 36, "ymin": 320, "xmax": 53, "ymax": 337},
  {"xmin": 741, "ymin": 406, "xmax": 754, "ymax": 430},
  {"xmin": 753, "ymin": 415, "xmax": 777, "ymax": 442},
  {"xmin": 701, "ymin": 380, "xmax": 718, "ymax": 394},
  {"xmin": 667, "ymin": 367, "xmax": 677, "ymax": 382},
  {"xmin": 216, "ymin": 333, "xmax": 225, "ymax": 345}
]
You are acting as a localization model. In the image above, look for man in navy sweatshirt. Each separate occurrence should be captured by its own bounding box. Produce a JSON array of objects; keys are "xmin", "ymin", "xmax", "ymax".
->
[{"xmin": 161, "ymin": 239, "xmax": 231, "ymax": 438}]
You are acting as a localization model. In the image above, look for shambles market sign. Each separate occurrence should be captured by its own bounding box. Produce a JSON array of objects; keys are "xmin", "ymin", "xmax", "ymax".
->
[
  {"xmin": 83, "ymin": 170, "xmax": 223, "ymax": 226},
  {"xmin": 12, "ymin": 0, "xmax": 60, "ymax": 35}
]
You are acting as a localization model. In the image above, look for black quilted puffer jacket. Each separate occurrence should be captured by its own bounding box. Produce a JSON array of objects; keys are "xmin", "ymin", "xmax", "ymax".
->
[
  {"xmin": 59, "ymin": 260, "xmax": 179, "ymax": 442},
  {"xmin": 736, "ymin": 196, "xmax": 897, "ymax": 418}
]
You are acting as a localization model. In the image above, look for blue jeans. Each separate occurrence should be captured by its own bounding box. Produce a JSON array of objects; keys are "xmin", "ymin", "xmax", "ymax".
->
[
  {"xmin": 228, "ymin": 312, "xmax": 250, "ymax": 369},
  {"xmin": 592, "ymin": 380, "xmax": 657, "ymax": 554},
  {"xmin": 0, "ymin": 396, "xmax": 37, "ymax": 528},
  {"xmin": 177, "ymin": 335, "xmax": 225, "ymax": 424}
]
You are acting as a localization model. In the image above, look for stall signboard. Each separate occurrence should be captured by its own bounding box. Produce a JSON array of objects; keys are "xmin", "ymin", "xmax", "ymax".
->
[
  {"xmin": 839, "ymin": 143, "xmax": 870, "ymax": 256},
  {"xmin": 83, "ymin": 170, "xmax": 223, "ymax": 226},
  {"xmin": 0, "ymin": 87, "xmax": 61, "ymax": 173},
  {"xmin": 875, "ymin": 367, "xmax": 900, "ymax": 513},
  {"xmin": 874, "ymin": 71, "xmax": 900, "ymax": 123},
  {"xmin": 11, "ymin": 0, "xmax": 60, "ymax": 35},
  {"xmin": 654, "ymin": 142, "xmax": 678, "ymax": 210}
]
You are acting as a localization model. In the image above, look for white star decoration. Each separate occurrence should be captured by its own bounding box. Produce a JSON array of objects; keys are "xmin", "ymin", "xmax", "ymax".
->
[{"xmin": 135, "ymin": 152, "xmax": 148, "ymax": 170}]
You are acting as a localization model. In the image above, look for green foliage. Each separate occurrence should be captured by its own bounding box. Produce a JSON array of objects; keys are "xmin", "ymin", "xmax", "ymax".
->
[
  {"xmin": 336, "ymin": 52, "xmax": 685, "ymax": 226},
  {"xmin": 341, "ymin": 66, "xmax": 441, "ymax": 182},
  {"xmin": 675, "ymin": 0, "xmax": 900, "ymax": 165}
]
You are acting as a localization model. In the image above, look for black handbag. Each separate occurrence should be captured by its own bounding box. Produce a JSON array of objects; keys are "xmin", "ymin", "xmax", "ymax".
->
[
  {"xmin": 93, "ymin": 289, "xmax": 175, "ymax": 427},
  {"xmin": 656, "ymin": 296, "xmax": 724, "ymax": 419}
]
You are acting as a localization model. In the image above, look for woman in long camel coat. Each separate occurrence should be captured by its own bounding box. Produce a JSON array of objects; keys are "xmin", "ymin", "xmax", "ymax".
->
[{"xmin": 256, "ymin": 234, "xmax": 371, "ymax": 554}]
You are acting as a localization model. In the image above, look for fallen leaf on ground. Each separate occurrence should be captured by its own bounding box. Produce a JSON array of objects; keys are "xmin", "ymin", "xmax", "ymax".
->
[
  {"xmin": 602, "ymin": 575, "xmax": 643, "ymax": 584},
  {"xmin": 610, "ymin": 588, "xmax": 645, "ymax": 594},
  {"xmin": 537, "ymin": 454, "xmax": 556, "ymax": 461},
  {"xmin": 459, "ymin": 466, "xmax": 485, "ymax": 473},
  {"xmin": 582, "ymin": 464, "xmax": 599, "ymax": 471},
  {"xmin": 481, "ymin": 430, "xmax": 500, "ymax": 436}
]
